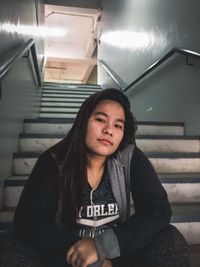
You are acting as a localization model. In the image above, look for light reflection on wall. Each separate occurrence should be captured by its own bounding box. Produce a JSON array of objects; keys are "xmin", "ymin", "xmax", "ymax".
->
[
  {"xmin": 1, "ymin": 23, "xmax": 66, "ymax": 37},
  {"xmin": 101, "ymin": 30, "xmax": 154, "ymax": 49}
]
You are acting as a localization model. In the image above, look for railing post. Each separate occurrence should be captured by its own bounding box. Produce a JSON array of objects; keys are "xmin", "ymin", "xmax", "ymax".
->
[
  {"xmin": 30, "ymin": 45, "xmax": 42, "ymax": 87},
  {"xmin": 0, "ymin": 83, "xmax": 2, "ymax": 100}
]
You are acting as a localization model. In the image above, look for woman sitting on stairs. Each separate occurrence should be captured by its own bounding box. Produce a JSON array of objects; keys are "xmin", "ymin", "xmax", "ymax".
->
[{"xmin": 12, "ymin": 88, "xmax": 189, "ymax": 267}]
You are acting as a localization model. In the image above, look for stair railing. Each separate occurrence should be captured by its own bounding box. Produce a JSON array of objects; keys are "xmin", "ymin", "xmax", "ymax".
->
[
  {"xmin": 99, "ymin": 47, "xmax": 200, "ymax": 92},
  {"xmin": 99, "ymin": 59, "xmax": 126, "ymax": 90},
  {"xmin": 0, "ymin": 38, "xmax": 42, "ymax": 88}
]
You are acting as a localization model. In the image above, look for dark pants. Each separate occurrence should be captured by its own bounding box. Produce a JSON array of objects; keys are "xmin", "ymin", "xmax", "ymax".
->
[
  {"xmin": 0, "ymin": 229, "xmax": 42, "ymax": 267},
  {"xmin": 0, "ymin": 225, "xmax": 190, "ymax": 267},
  {"xmin": 111, "ymin": 224, "xmax": 190, "ymax": 267}
]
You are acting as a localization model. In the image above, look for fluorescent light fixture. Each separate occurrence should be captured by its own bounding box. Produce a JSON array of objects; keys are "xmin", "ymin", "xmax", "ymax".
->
[{"xmin": 2, "ymin": 23, "xmax": 66, "ymax": 37}]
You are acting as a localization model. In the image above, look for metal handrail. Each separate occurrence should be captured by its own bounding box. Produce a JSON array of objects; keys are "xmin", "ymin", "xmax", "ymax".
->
[
  {"xmin": 0, "ymin": 38, "xmax": 42, "ymax": 86},
  {"xmin": 99, "ymin": 47, "xmax": 200, "ymax": 92},
  {"xmin": 99, "ymin": 59, "xmax": 126, "ymax": 90}
]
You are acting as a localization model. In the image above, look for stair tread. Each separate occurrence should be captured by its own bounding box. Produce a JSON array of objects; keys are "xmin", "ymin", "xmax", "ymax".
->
[
  {"xmin": 158, "ymin": 173, "xmax": 200, "ymax": 180},
  {"xmin": 6, "ymin": 176, "xmax": 28, "ymax": 180},
  {"xmin": 40, "ymin": 111, "xmax": 78, "ymax": 114},
  {"xmin": 136, "ymin": 135, "xmax": 200, "ymax": 139},
  {"xmin": 6, "ymin": 173, "xmax": 200, "ymax": 181},
  {"xmin": 160, "ymin": 178, "xmax": 200, "ymax": 183},
  {"xmin": 13, "ymin": 151, "xmax": 200, "ymax": 158},
  {"xmin": 4, "ymin": 176, "xmax": 28, "ymax": 186},
  {"xmin": 42, "ymin": 91, "xmax": 100, "ymax": 95},
  {"xmin": 19, "ymin": 133, "xmax": 199, "ymax": 139},
  {"xmin": 44, "ymin": 82, "xmax": 101, "ymax": 88},
  {"xmin": 24, "ymin": 118, "xmax": 75, "ymax": 123},
  {"xmin": 171, "ymin": 203, "xmax": 200, "ymax": 214},
  {"xmin": 0, "ymin": 209, "xmax": 15, "ymax": 222},
  {"xmin": 20, "ymin": 133, "xmax": 65, "ymax": 138},
  {"xmin": 40, "ymin": 105, "xmax": 80, "ymax": 108},
  {"xmin": 5, "ymin": 176, "xmax": 200, "ymax": 188},
  {"xmin": 41, "ymin": 99, "xmax": 85, "ymax": 102},
  {"xmin": 13, "ymin": 152, "xmax": 41, "ymax": 158},
  {"xmin": 41, "ymin": 100, "xmax": 83, "ymax": 103},
  {"xmin": 42, "ymin": 93, "xmax": 91, "ymax": 97},
  {"xmin": 42, "ymin": 94, "xmax": 89, "ymax": 97},
  {"xmin": 43, "ymin": 90, "xmax": 94, "ymax": 93},
  {"xmin": 188, "ymin": 244, "xmax": 200, "ymax": 252},
  {"xmin": 40, "ymin": 104, "xmax": 81, "ymax": 108},
  {"xmin": 5, "ymin": 176, "xmax": 200, "ymax": 185},
  {"xmin": 136, "ymin": 121, "xmax": 184, "ymax": 126},
  {"xmin": 171, "ymin": 215, "xmax": 200, "ymax": 222},
  {"xmin": 146, "ymin": 152, "xmax": 200, "ymax": 158}
]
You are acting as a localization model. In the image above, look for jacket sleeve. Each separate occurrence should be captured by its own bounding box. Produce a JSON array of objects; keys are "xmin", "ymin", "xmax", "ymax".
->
[
  {"xmin": 112, "ymin": 146, "xmax": 172, "ymax": 255},
  {"xmin": 14, "ymin": 150, "xmax": 79, "ymax": 260}
]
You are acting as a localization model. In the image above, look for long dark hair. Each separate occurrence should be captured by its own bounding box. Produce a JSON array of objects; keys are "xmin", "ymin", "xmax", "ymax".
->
[{"xmin": 59, "ymin": 88, "xmax": 137, "ymax": 229}]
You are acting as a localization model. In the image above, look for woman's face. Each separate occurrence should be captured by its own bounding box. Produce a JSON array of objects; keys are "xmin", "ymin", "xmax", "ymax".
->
[{"xmin": 86, "ymin": 99, "xmax": 125, "ymax": 159}]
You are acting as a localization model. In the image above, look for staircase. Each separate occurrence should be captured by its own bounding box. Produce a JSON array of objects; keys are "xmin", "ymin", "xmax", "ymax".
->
[{"xmin": 1, "ymin": 82, "xmax": 200, "ymax": 266}]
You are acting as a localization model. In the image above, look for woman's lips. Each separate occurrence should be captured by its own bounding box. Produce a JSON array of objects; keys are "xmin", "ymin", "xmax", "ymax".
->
[{"xmin": 98, "ymin": 139, "xmax": 113, "ymax": 146}]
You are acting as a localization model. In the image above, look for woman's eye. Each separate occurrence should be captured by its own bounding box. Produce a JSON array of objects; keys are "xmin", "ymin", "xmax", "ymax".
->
[
  {"xmin": 115, "ymin": 124, "xmax": 123, "ymax": 129},
  {"xmin": 96, "ymin": 117, "xmax": 105, "ymax": 123}
]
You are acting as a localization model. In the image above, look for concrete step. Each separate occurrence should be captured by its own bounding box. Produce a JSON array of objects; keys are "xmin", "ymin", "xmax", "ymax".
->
[
  {"xmin": 136, "ymin": 135, "xmax": 200, "ymax": 153},
  {"xmin": 40, "ymin": 107, "xmax": 80, "ymax": 113},
  {"xmin": 136, "ymin": 121, "xmax": 184, "ymax": 136},
  {"xmin": 41, "ymin": 97, "xmax": 85, "ymax": 102},
  {"xmin": 23, "ymin": 120, "xmax": 184, "ymax": 135},
  {"xmin": 4, "ymin": 174, "xmax": 200, "ymax": 208},
  {"xmin": 23, "ymin": 118, "xmax": 73, "ymax": 134},
  {"xmin": 18, "ymin": 134, "xmax": 62, "ymax": 152},
  {"xmin": 162, "ymin": 181, "xmax": 200, "ymax": 203},
  {"xmin": 44, "ymin": 82, "xmax": 101, "ymax": 90},
  {"xmin": 172, "ymin": 221, "xmax": 200, "ymax": 245},
  {"xmin": 13, "ymin": 151, "xmax": 200, "ymax": 175},
  {"xmin": 189, "ymin": 245, "xmax": 200, "ymax": 267},
  {"xmin": 4, "ymin": 176, "xmax": 27, "ymax": 208},
  {"xmin": 0, "ymin": 210, "xmax": 15, "ymax": 231},
  {"xmin": 159, "ymin": 172, "xmax": 200, "ymax": 183},
  {"xmin": 147, "ymin": 152, "xmax": 200, "ymax": 173},
  {"xmin": 13, "ymin": 153, "xmax": 38, "ymax": 175},
  {"xmin": 39, "ymin": 112, "xmax": 77, "ymax": 118},
  {"xmin": 167, "ymin": 206, "xmax": 200, "ymax": 248},
  {"xmin": 18, "ymin": 134, "xmax": 200, "ymax": 153},
  {"xmin": 42, "ymin": 93, "xmax": 91, "ymax": 98},
  {"xmin": 43, "ymin": 89, "xmax": 97, "ymax": 95},
  {"xmin": 41, "ymin": 102, "xmax": 82, "ymax": 107}
]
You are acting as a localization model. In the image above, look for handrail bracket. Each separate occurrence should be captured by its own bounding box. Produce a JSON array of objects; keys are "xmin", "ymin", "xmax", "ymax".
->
[
  {"xmin": 186, "ymin": 55, "xmax": 194, "ymax": 66},
  {"xmin": 23, "ymin": 50, "xmax": 30, "ymax": 58}
]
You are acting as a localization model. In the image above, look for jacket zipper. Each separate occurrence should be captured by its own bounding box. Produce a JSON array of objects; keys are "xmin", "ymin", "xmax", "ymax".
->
[{"xmin": 90, "ymin": 188, "xmax": 97, "ymax": 237}]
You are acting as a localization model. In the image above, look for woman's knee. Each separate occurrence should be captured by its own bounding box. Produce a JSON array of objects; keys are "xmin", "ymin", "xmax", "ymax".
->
[
  {"xmin": 111, "ymin": 225, "xmax": 190, "ymax": 267},
  {"xmin": 0, "ymin": 230, "xmax": 42, "ymax": 267},
  {"xmin": 144, "ymin": 224, "xmax": 190, "ymax": 267}
]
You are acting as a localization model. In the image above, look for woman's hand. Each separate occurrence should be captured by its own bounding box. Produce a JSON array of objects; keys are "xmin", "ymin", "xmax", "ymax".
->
[
  {"xmin": 102, "ymin": 259, "xmax": 113, "ymax": 267},
  {"xmin": 66, "ymin": 237, "xmax": 99, "ymax": 267}
]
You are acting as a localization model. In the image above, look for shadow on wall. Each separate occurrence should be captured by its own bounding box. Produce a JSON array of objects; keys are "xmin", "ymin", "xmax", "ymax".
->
[
  {"xmin": 126, "ymin": 54, "xmax": 200, "ymax": 135},
  {"xmin": 0, "ymin": 57, "xmax": 41, "ymax": 204}
]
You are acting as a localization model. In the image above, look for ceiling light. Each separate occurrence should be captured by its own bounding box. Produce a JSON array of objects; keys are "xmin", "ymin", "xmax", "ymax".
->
[
  {"xmin": 2, "ymin": 23, "xmax": 66, "ymax": 37},
  {"xmin": 101, "ymin": 30, "xmax": 151, "ymax": 49}
]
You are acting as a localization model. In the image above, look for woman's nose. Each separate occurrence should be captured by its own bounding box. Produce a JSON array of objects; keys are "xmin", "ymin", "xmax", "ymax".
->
[{"xmin": 103, "ymin": 125, "xmax": 113, "ymax": 136}]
